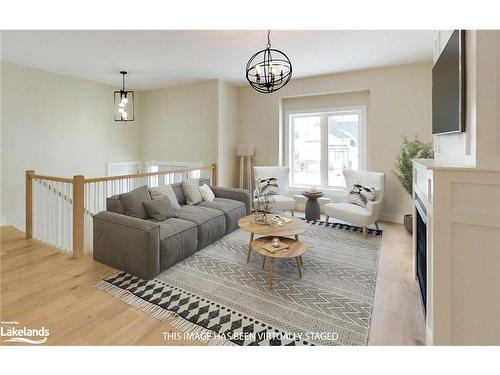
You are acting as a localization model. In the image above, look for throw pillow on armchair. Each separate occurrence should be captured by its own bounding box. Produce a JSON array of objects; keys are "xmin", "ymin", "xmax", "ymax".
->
[
  {"xmin": 346, "ymin": 184, "xmax": 377, "ymax": 208},
  {"xmin": 255, "ymin": 177, "xmax": 280, "ymax": 197}
]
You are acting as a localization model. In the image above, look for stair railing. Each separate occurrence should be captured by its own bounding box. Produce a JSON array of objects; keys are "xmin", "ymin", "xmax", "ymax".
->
[{"xmin": 25, "ymin": 164, "xmax": 216, "ymax": 258}]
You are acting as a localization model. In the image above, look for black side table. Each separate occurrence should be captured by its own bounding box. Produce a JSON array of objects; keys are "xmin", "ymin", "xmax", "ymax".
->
[{"xmin": 302, "ymin": 191, "xmax": 324, "ymax": 221}]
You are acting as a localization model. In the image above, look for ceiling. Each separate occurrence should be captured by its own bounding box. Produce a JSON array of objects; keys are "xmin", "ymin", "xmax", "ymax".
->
[{"xmin": 1, "ymin": 30, "xmax": 434, "ymax": 90}]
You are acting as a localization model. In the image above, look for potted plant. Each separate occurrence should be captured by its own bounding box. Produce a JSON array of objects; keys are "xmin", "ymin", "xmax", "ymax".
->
[{"xmin": 393, "ymin": 136, "xmax": 433, "ymax": 233}]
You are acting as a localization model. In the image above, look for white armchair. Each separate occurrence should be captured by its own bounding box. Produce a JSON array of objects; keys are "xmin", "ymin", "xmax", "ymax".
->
[
  {"xmin": 324, "ymin": 170, "xmax": 385, "ymax": 238},
  {"xmin": 253, "ymin": 166, "xmax": 295, "ymax": 215}
]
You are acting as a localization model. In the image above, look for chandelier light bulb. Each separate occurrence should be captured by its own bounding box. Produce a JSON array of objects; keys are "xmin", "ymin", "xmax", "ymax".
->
[
  {"xmin": 118, "ymin": 107, "xmax": 124, "ymax": 113},
  {"xmin": 121, "ymin": 97, "xmax": 128, "ymax": 104}
]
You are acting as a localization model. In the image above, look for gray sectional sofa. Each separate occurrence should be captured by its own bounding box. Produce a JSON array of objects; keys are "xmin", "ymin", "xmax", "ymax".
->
[{"xmin": 93, "ymin": 178, "xmax": 251, "ymax": 280}]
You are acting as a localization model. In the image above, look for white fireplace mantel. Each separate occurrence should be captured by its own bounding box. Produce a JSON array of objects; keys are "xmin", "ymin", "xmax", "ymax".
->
[{"xmin": 412, "ymin": 159, "xmax": 500, "ymax": 345}]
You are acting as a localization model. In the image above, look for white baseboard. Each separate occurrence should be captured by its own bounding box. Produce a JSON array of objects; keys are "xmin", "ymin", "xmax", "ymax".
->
[
  {"xmin": 379, "ymin": 212, "xmax": 404, "ymax": 224},
  {"xmin": 426, "ymin": 326, "xmax": 433, "ymax": 346}
]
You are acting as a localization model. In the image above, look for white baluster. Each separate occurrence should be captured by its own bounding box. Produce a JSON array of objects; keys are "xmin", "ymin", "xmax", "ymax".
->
[
  {"xmin": 43, "ymin": 181, "xmax": 47, "ymax": 244},
  {"xmin": 57, "ymin": 181, "xmax": 61, "ymax": 248},
  {"xmin": 32, "ymin": 179, "xmax": 36, "ymax": 239}
]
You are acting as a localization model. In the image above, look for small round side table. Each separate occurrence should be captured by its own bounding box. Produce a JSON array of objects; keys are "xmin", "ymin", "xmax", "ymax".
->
[{"xmin": 302, "ymin": 191, "xmax": 324, "ymax": 221}]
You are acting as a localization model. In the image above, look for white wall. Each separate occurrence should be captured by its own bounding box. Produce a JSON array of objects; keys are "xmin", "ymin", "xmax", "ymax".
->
[
  {"xmin": 217, "ymin": 81, "xmax": 239, "ymax": 187},
  {"xmin": 238, "ymin": 62, "xmax": 433, "ymax": 223},
  {"xmin": 140, "ymin": 80, "xmax": 219, "ymax": 166},
  {"xmin": 0, "ymin": 63, "xmax": 242, "ymax": 231},
  {"xmin": 0, "ymin": 36, "xmax": 4, "ymax": 225},
  {"xmin": 474, "ymin": 30, "xmax": 500, "ymax": 169},
  {"xmin": 1, "ymin": 60, "xmax": 434, "ymax": 229},
  {"xmin": 281, "ymin": 90, "xmax": 370, "ymax": 113},
  {"xmin": 0, "ymin": 62, "xmax": 143, "ymax": 230}
]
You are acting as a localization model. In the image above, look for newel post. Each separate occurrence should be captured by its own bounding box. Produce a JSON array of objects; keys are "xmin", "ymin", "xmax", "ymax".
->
[
  {"xmin": 25, "ymin": 170, "xmax": 35, "ymax": 239},
  {"xmin": 72, "ymin": 175, "xmax": 85, "ymax": 258},
  {"xmin": 211, "ymin": 163, "xmax": 217, "ymax": 186}
]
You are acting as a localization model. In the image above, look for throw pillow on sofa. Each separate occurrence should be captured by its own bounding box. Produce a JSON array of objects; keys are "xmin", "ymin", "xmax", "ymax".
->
[
  {"xmin": 119, "ymin": 185, "xmax": 152, "ymax": 219},
  {"xmin": 143, "ymin": 198, "xmax": 176, "ymax": 221},
  {"xmin": 182, "ymin": 178, "xmax": 203, "ymax": 205},
  {"xmin": 346, "ymin": 184, "xmax": 377, "ymax": 208},
  {"xmin": 199, "ymin": 184, "xmax": 215, "ymax": 202},
  {"xmin": 255, "ymin": 177, "xmax": 280, "ymax": 197},
  {"xmin": 150, "ymin": 184, "xmax": 181, "ymax": 210}
]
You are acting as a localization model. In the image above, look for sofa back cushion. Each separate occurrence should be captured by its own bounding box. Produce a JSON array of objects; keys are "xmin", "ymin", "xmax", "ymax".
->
[
  {"xmin": 105, "ymin": 178, "xmax": 213, "ymax": 215},
  {"xmin": 119, "ymin": 185, "xmax": 152, "ymax": 219},
  {"xmin": 106, "ymin": 195, "xmax": 125, "ymax": 215},
  {"xmin": 170, "ymin": 183, "xmax": 186, "ymax": 206}
]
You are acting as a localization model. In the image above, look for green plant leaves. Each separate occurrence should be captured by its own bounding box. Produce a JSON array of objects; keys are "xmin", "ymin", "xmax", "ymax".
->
[{"xmin": 393, "ymin": 136, "xmax": 433, "ymax": 195}]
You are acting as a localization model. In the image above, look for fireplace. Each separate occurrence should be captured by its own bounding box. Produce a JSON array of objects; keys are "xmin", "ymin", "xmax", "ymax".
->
[{"xmin": 415, "ymin": 193, "xmax": 427, "ymax": 314}]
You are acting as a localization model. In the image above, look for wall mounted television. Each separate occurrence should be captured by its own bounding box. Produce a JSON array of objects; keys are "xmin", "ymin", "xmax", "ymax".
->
[{"xmin": 432, "ymin": 30, "xmax": 466, "ymax": 135}]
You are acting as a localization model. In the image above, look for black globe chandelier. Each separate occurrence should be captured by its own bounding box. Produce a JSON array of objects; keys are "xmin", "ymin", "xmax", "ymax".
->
[{"xmin": 246, "ymin": 30, "xmax": 292, "ymax": 94}]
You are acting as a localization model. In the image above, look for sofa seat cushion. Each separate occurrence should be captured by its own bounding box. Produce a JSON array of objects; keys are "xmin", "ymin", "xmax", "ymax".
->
[
  {"xmin": 253, "ymin": 194, "xmax": 295, "ymax": 212},
  {"xmin": 153, "ymin": 218, "xmax": 198, "ymax": 270},
  {"xmin": 324, "ymin": 202, "xmax": 372, "ymax": 227},
  {"xmin": 175, "ymin": 205, "xmax": 226, "ymax": 250},
  {"xmin": 199, "ymin": 198, "xmax": 246, "ymax": 234}
]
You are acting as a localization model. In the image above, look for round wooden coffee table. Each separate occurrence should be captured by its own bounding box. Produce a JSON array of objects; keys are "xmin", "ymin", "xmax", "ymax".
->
[
  {"xmin": 238, "ymin": 214, "xmax": 310, "ymax": 263},
  {"xmin": 251, "ymin": 236, "xmax": 305, "ymax": 288}
]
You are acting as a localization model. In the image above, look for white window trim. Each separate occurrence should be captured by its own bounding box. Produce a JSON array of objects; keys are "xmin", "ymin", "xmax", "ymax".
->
[
  {"xmin": 145, "ymin": 160, "xmax": 204, "ymax": 172},
  {"xmin": 284, "ymin": 105, "xmax": 367, "ymax": 191},
  {"xmin": 107, "ymin": 161, "xmax": 142, "ymax": 176}
]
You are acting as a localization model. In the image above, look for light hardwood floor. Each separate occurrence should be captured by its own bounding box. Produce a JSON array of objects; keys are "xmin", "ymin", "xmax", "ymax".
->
[{"xmin": 0, "ymin": 221, "xmax": 425, "ymax": 346}]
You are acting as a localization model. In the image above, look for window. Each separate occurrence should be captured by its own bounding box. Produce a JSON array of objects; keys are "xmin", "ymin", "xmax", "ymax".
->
[
  {"xmin": 288, "ymin": 107, "xmax": 366, "ymax": 189},
  {"xmin": 146, "ymin": 161, "xmax": 204, "ymax": 187}
]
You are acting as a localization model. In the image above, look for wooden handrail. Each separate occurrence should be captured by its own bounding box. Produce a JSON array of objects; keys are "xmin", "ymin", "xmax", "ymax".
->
[
  {"xmin": 30, "ymin": 165, "xmax": 215, "ymax": 184},
  {"xmin": 31, "ymin": 174, "xmax": 74, "ymax": 183},
  {"xmin": 84, "ymin": 165, "xmax": 214, "ymax": 183}
]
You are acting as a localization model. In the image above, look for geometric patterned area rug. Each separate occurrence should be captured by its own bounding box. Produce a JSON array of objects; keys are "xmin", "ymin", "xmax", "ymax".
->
[{"xmin": 96, "ymin": 221, "xmax": 382, "ymax": 346}]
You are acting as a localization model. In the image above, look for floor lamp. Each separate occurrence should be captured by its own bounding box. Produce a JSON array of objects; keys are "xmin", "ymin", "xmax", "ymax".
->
[{"xmin": 237, "ymin": 143, "xmax": 254, "ymax": 190}]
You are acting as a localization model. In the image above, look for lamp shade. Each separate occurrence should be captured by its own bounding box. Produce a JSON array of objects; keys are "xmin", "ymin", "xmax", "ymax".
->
[{"xmin": 237, "ymin": 143, "xmax": 254, "ymax": 156}]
